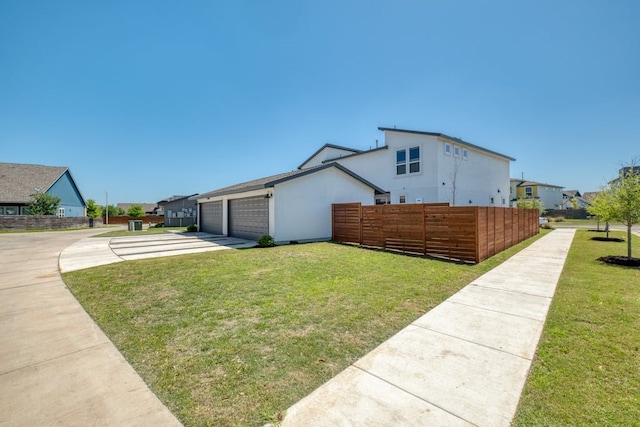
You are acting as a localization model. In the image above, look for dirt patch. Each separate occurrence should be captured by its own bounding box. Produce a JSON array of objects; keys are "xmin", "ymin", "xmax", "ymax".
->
[
  {"xmin": 598, "ymin": 256, "xmax": 640, "ymax": 268},
  {"xmin": 591, "ymin": 237, "xmax": 625, "ymax": 242}
]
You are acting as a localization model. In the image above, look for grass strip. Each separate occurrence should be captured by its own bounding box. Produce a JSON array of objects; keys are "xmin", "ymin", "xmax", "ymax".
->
[{"xmin": 514, "ymin": 230, "xmax": 640, "ymax": 425}]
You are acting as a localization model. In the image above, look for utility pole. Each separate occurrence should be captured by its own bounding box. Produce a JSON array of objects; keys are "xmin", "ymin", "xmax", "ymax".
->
[{"xmin": 105, "ymin": 191, "xmax": 109, "ymax": 225}]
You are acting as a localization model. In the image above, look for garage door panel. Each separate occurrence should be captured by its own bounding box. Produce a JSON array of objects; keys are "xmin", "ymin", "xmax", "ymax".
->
[
  {"xmin": 200, "ymin": 201, "xmax": 222, "ymax": 234},
  {"xmin": 228, "ymin": 197, "xmax": 268, "ymax": 240}
]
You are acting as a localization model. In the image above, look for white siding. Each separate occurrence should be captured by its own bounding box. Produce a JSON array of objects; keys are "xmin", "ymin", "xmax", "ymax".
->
[{"xmin": 273, "ymin": 168, "xmax": 375, "ymax": 242}]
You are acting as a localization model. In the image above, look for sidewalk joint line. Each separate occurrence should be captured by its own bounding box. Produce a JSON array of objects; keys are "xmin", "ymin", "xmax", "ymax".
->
[{"xmin": 352, "ymin": 365, "xmax": 480, "ymax": 426}]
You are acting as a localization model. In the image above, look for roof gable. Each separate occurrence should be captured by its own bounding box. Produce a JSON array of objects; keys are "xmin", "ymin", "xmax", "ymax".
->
[
  {"xmin": 298, "ymin": 143, "xmax": 362, "ymax": 169},
  {"xmin": 0, "ymin": 162, "xmax": 69, "ymax": 203}
]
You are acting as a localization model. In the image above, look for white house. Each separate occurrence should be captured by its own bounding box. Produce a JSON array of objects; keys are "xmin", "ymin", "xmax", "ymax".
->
[
  {"xmin": 300, "ymin": 127, "xmax": 514, "ymax": 207},
  {"xmin": 192, "ymin": 163, "xmax": 383, "ymax": 243},
  {"xmin": 194, "ymin": 127, "xmax": 514, "ymax": 243}
]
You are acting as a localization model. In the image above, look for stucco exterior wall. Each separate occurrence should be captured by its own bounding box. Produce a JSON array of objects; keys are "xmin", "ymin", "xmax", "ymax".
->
[
  {"xmin": 273, "ymin": 167, "xmax": 375, "ymax": 242},
  {"xmin": 330, "ymin": 131, "xmax": 511, "ymax": 207}
]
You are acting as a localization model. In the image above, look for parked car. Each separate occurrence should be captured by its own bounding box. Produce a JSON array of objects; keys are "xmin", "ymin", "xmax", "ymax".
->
[{"xmin": 539, "ymin": 217, "xmax": 549, "ymax": 226}]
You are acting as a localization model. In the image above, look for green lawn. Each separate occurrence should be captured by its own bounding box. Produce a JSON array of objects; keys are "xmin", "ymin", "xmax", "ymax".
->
[
  {"xmin": 63, "ymin": 236, "xmax": 542, "ymax": 426},
  {"xmin": 514, "ymin": 230, "xmax": 640, "ymax": 425}
]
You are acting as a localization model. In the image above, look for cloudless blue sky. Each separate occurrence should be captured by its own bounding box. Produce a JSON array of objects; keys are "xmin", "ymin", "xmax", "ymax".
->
[{"xmin": 1, "ymin": 1, "xmax": 639, "ymax": 205}]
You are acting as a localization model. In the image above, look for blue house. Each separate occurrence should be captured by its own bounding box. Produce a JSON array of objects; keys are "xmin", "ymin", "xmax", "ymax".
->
[{"xmin": 0, "ymin": 162, "xmax": 86, "ymax": 217}]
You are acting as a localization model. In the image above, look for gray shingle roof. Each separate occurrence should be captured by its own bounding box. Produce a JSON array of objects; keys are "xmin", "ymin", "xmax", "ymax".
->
[
  {"xmin": 192, "ymin": 162, "xmax": 385, "ymax": 200},
  {"xmin": 0, "ymin": 162, "xmax": 68, "ymax": 203}
]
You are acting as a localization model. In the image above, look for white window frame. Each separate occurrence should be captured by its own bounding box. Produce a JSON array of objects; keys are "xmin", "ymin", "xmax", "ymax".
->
[
  {"xmin": 454, "ymin": 146, "xmax": 460, "ymax": 158},
  {"xmin": 396, "ymin": 146, "xmax": 421, "ymax": 176},
  {"xmin": 444, "ymin": 143, "xmax": 452, "ymax": 156},
  {"xmin": 399, "ymin": 195, "xmax": 406, "ymax": 204},
  {"xmin": 462, "ymin": 148, "xmax": 468, "ymax": 160},
  {"xmin": 525, "ymin": 187, "xmax": 533, "ymax": 197},
  {"xmin": 57, "ymin": 207, "xmax": 65, "ymax": 217}
]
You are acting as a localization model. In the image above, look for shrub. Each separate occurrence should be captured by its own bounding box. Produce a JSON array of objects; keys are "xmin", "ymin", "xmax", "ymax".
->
[
  {"xmin": 257, "ymin": 234, "xmax": 275, "ymax": 247},
  {"xmin": 186, "ymin": 224, "xmax": 198, "ymax": 232},
  {"xmin": 155, "ymin": 223, "xmax": 164, "ymax": 228}
]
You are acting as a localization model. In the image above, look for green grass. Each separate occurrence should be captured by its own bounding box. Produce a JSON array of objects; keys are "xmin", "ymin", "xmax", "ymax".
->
[
  {"xmin": 93, "ymin": 226, "xmax": 188, "ymax": 237},
  {"xmin": 63, "ymin": 235, "xmax": 543, "ymax": 426},
  {"xmin": 514, "ymin": 230, "xmax": 640, "ymax": 425}
]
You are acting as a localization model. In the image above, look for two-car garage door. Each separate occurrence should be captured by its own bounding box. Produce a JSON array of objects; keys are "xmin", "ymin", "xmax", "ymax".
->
[{"xmin": 199, "ymin": 196, "xmax": 268, "ymax": 240}]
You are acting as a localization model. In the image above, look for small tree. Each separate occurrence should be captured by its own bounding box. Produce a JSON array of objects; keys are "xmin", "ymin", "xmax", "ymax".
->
[
  {"xmin": 86, "ymin": 199, "xmax": 102, "ymax": 218},
  {"xmin": 127, "ymin": 204, "xmax": 144, "ymax": 218},
  {"xmin": 516, "ymin": 197, "xmax": 545, "ymax": 215},
  {"xmin": 587, "ymin": 189, "xmax": 615, "ymax": 237},
  {"xmin": 610, "ymin": 165, "xmax": 640, "ymax": 260},
  {"xmin": 28, "ymin": 193, "xmax": 61, "ymax": 215}
]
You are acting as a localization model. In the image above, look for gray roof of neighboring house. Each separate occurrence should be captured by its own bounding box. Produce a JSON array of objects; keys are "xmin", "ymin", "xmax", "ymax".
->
[
  {"xmin": 157, "ymin": 194, "xmax": 198, "ymax": 205},
  {"xmin": 0, "ymin": 162, "xmax": 70, "ymax": 204},
  {"xmin": 378, "ymin": 127, "xmax": 516, "ymax": 161},
  {"xmin": 512, "ymin": 179, "xmax": 564, "ymax": 189},
  {"xmin": 192, "ymin": 162, "xmax": 385, "ymax": 200}
]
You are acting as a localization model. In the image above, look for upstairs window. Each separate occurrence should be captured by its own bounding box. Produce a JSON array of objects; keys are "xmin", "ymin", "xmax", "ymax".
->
[
  {"xmin": 445, "ymin": 143, "xmax": 452, "ymax": 156},
  {"xmin": 396, "ymin": 150, "xmax": 406, "ymax": 175},
  {"xmin": 462, "ymin": 148, "xmax": 468, "ymax": 160},
  {"xmin": 454, "ymin": 146, "xmax": 460, "ymax": 158},
  {"xmin": 525, "ymin": 186, "xmax": 533, "ymax": 197},
  {"xmin": 396, "ymin": 146, "xmax": 420, "ymax": 175},
  {"xmin": 409, "ymin": 147, "xmax": 420, "ymax": 173}
]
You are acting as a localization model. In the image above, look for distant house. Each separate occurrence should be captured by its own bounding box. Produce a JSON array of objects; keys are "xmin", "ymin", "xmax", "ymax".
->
[
  {"xmin": 117, "ymin": 203, "xmax": 160, "ymax": 216},
  {"xmin": 510, "ymin": 179, "xmax": 564, "ymax": 210},
  {"xmin": 561, "ymin": 190, "xmax": 591, "ymax": 210},
  {"xmin": 158, "ymin": 195, "xmax": 198, "ymax": 227},
  {"xmin": 193, "ymin": 126, "xmax": 514, "ymax": 242},
  {"xmin": 0, "ymin": 162, "xmax": 86, "ymax": 217}
]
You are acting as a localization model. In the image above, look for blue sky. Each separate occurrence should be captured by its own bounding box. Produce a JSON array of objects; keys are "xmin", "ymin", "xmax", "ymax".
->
[{"xmin": 1, "ymin": 1, "xmax": 638, "ymax": 205}]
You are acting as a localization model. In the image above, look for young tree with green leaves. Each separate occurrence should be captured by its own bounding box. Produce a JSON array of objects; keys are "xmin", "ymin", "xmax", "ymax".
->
[
  {"xmin": 516, "ymin": 196, "xmax": 545, "ymax": 215},
  {"xmin": 86, "ymin": 199, "xmax": 102, "ymax": 218},
  {"xmin": 28, "ymin": 193, "xmax": 61, "ymax": 215},
  {"xmin": 127, "ymin": 204, "xmax": 144, "ymax": 218},
  {"xmin": 587, "ymin": 188, "xmax": 615, "ymax": 237},
  {"xmin": 610, "ymin": 165, "xmax": 640, "ymax": 260}
]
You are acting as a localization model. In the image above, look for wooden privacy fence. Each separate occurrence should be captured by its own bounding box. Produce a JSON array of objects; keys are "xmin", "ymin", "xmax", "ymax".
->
[{"xmin": 332, "ymin": 203, "xmax": 539, "ymax": 263}]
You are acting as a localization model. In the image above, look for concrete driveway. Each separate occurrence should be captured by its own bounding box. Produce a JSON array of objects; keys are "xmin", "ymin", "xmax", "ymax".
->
[{"xmin": 59, "ymin": 231, "xmax": 256, "ymax": 272}]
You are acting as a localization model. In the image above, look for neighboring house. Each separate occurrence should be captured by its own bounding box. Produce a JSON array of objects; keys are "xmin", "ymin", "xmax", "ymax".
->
[
  {"xmin": 158, "ymin": 195, "xmax": 198, "ymax": 227},
  {"xmin": 0, "ymin": 162, "xmax": 86, "ymax": 217},
  {"xmin": 561, "ymin": 190, "xmax": 591, "ymax": 209},
  {"xmin": 510, "ymin": 179, "xmax": 564, "ymax": 210},
  {"xmin": 192, "ymin": 162, "xmax": 383, "ymax": 242},
  {"xmin": 117, "ymin": 203, "xmax": 160, "ymax": 215},
  {"xmin": 193, "ymin": 126, "xmax": 514, "ymax": 242},
  {"xmin": 300, "ymin": 127, "xmax": 515, "ymax": 207}
]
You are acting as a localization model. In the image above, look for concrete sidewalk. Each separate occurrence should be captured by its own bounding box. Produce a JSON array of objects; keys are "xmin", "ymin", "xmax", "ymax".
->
[{"xmin": 281, "ymin": 228, "xmax": 576, "ymax": 426}]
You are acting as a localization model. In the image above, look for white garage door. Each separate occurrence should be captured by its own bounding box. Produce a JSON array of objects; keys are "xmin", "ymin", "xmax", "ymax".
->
[
  {"xmin": 200, "ymin": 201, "xmax": 223, "ymax": 234},
  {"xmin": 228, "ymin": 196, "xmax": 269, "ymax": 240}
]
